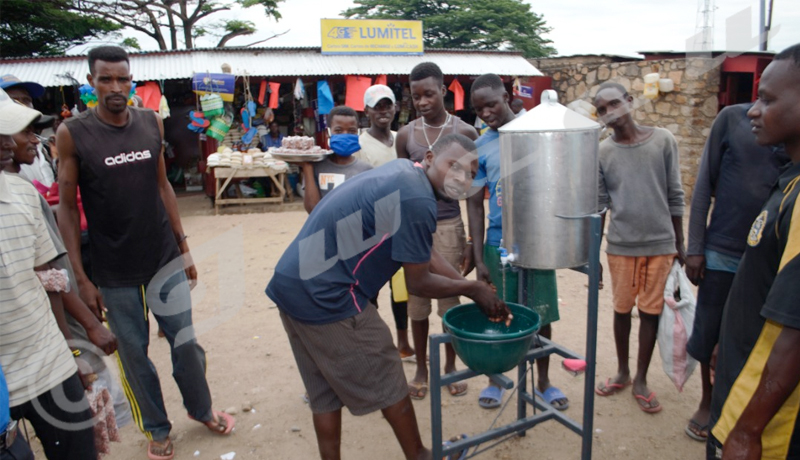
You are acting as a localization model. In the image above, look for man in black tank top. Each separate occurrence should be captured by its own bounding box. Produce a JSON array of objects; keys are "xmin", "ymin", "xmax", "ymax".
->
[
  {"xmin": 396, "ymin": 62, "xmax": 478, "ymax": 400},
  {"xmin": 56, "ymin": 46, "xmax": 233, "ymax": 460}
]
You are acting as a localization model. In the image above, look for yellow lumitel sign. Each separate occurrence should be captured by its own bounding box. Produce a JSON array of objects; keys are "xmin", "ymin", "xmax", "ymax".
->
[{"xmin": 321, "ymin": 19, "xmax": 423, "ymax": 55}]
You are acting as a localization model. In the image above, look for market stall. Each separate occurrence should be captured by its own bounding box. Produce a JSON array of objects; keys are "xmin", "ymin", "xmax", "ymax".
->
[{"xmin": 0, "ymin": 46, "xmax": 545, "ymax": 205}]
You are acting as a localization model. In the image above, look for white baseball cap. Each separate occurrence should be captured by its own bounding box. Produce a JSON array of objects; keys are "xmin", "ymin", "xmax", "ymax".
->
[
  {"xmin": 364, "ymin": 84, "xmax": 396, "ymax": 108},
  {"xmin": 0, "ymin": 88, "xmax": 41, "ymax": 135}
]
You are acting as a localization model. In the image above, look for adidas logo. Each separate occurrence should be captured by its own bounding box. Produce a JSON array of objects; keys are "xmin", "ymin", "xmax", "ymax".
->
[{"xmin": 104, "ymin": 150, "xmax": 152, "ymax": 166}]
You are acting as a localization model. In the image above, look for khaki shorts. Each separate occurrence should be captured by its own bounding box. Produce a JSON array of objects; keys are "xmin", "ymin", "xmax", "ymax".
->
[
  {"xmin": 607, "ymin": 254, "xmax": 675, "ymax": 315},
  {"xmin": 408, "ymin": 215, "xmax": 466, "ymax": 321},
  {"xmin": 279, "ymin": 305, "xmax": 408, "ymax": 415}
]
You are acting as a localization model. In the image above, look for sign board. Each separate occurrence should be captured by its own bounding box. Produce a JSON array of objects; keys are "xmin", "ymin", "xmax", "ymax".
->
[
  {"xmin": 192, "ymin": 73, "xmax": 235, "ymax": 102},
  {"xmin": 514, "ymin": 85, "xmax": 534, "ymax": 99},
  {"xmin": 321, "ymin": 19, "xmax": 423, "ymax": 55}
]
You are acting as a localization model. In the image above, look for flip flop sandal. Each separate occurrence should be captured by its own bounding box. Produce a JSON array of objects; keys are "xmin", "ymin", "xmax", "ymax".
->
[
  {"xmin": 189, "ymin": 410, "xmax": 236, "ymax": 435},
  {"xmin": 477, "ymin": 385, "xmax": 504, "ymax": 409},
  {"xmin": 634, "ymin": 392, "xmax": 662, "ymax": 414},
  {"xmin": 536, "ymin": 386, "xmax": 570, "ymax": 411},
  {"xmin": 189, "ymin": 111, "xmax": 210, "ymax": 128},
  {"xmin": 241, "ymin": 128, "xmax": 257, "ymax": 145},
  {"xmin": 447, "ymin": 382, "xmax": 468, "ymax": 397},
  {"xmin": 562, "ymin": 359, "xmax": 586, "ymax": 376},
  {"xmin": 443, "ymin": 434, "xmax": 468, "ymax": 460},
  {"xmin": 147, "ymin": 439, "xmax": 174, "ymax": 460},
  {"xmin": 685, "ymin": 419, "xmax": 709, "ymax": 441},
  {"xmin": 595, "ymin": 378, "xmax": 632, "ymax": 397},
  {"xmin": 408, "ymin": 381, "xmax": 428, "ymax": 400}
]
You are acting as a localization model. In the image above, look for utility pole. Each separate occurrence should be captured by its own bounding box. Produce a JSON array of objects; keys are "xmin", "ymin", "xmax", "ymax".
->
[{"xmin": 759, "ymin": 0, "xmax": 770, "ymax": 51}]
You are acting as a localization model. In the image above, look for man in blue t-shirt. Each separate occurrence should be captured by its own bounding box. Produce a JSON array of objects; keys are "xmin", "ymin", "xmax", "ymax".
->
[
  {"xmin": 467, "ymin": 74, "xmax": 567, "ymax": 411},
  {"xmin": 266, "ymin": 133, "xmax": 509, "ymax": 460}
]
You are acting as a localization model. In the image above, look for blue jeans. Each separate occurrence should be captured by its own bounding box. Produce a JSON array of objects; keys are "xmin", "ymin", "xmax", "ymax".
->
[{"xmin": 101, "ymin": 271, "xmax": 212, "ymax": 441}]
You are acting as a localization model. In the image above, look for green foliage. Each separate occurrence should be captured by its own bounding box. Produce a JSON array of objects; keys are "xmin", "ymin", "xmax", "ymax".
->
[
  {"xmin": 343, "ymin": 0, "xmax": 556, "ymax": 58},
  {"xmin": 72, "ymin": 0, "xmax": 283, "ymax": 50},
  {"xmin": 223, "ymin": 20, "xmax": 256, "ymax": 33},
  {"xmin": 121, "ymin": 37, "xmax": 142, "ymax": 50},
  {"xmin": 0, "ymin": 0, "xmax": 120, "ymax": 57},
  {"xmin": 239, "ymin": 0, "xmax": 282, "ymax": 20}
]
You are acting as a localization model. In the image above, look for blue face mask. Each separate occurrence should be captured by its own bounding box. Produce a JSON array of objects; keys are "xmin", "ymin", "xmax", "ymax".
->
[{"xmin": 329, "ymin": 133, "xmax": 360, "ymax": 156}]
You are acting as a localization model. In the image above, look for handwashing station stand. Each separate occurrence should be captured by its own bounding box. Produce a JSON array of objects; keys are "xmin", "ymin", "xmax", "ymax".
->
[{"xmin": 430, "ymin": 90, "xmax": 604, "ymax": 460}]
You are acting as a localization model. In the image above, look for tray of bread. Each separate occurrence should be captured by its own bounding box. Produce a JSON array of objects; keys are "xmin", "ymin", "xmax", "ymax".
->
[{"xmin": 267, "ymin": 136, "xmax": 332, "ymax": 163}]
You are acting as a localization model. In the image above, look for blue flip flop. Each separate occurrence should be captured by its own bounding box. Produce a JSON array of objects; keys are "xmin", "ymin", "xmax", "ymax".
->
[
  {"xmin": 478, "ymin": 385, "xmax": 505, "ymax": 409},
  {"xmin": 536, "ymin": 386, "xmax": 570, "ymax": 411},
  {"xmin": 443, "ymin": 434, "xmax": 468, "ymax": 460}
]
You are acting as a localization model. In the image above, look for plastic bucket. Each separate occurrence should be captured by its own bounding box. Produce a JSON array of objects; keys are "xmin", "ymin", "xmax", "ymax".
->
[{"xmin": 443, "ymin": 303, "xmax": 540, "ymax": 374}]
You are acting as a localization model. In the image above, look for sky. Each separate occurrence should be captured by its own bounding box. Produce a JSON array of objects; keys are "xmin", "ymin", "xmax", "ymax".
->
[{"xmin": 107, "ymin": 0, "xmax": 800, "ymax": 57}]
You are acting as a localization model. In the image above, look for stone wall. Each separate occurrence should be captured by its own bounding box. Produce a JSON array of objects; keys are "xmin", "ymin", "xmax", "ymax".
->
[{"xmin": 533, "ymin": 57, "xmax": 721, "ymax": 199}]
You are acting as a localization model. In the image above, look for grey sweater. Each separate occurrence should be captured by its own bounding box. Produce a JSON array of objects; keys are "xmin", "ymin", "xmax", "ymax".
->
[{"xmin": 598, "ymin": 127, "xmax": 685, "ymax": 256}]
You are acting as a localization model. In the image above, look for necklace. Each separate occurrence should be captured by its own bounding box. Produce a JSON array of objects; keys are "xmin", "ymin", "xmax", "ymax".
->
[{"xmin": 421, "ymin": 113, "xmax": 451, "ymax": 149}]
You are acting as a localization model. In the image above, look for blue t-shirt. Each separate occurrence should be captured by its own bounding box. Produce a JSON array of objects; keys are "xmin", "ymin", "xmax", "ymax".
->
[
  {"xmin": 266, "ymin": 159, "xmax": 437, "ymax": 324},
  {"xmin": 262, "ymin": 133, "xmax": 284, "ymax": 150},
  {"xmin": 474, "ymin": 129, "xmax": 503, "ymax": 246},
  {"xmin": 0, "ymin": 363, "xmax": 9, "ymax": 430}
]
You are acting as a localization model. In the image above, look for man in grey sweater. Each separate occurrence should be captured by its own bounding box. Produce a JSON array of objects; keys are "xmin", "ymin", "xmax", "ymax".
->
[{"xmin": 593, "ymin": 82, "xmax": 685, "ymax": 414}]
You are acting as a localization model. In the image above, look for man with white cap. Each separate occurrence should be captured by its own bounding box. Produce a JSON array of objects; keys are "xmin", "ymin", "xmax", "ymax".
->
[
  {"xmin": 356, "ymin": 84, "xmax": 398, "ymax": 168},
  {"xmin": 0, "ymin": 87, "xmax": 97, "ymax": 460},
  {"xmin": 0, "ymin": 75, "xmax": 56, "ymax": 187},
  {"xmin": 354, "ymin": 84, "xmax": 417, "ymax": 359}
]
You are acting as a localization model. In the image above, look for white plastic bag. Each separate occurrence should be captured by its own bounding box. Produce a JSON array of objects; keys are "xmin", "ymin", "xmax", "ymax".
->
[{"xmin": 657, "ymin": 260, "xmax": 698, "ymax": 391}]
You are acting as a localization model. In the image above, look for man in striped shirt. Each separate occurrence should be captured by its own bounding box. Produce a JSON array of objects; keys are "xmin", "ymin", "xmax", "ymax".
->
[{"xmin": 0, "ymin": 88, "xmax": 96, "ymax": 459}]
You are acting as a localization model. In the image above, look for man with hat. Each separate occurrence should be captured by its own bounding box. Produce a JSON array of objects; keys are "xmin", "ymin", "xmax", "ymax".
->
[
  {"xmin": 0, "ymin": 75, "xmax": 57, "ymax": 187},
  {"xmin": 355, "ymin": 84, "xmax": 416, "ymax": 360},
  {"xmin": 356, "ymin": 84, "xmax": 398, "ymax": 168},
  {"xmin": 0, "ymin": 87, "xmax": 97, "ymax": 460}
]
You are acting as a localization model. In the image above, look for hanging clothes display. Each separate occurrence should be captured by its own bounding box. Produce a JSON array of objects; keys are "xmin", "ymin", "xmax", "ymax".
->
[
  {"xmin": 268, "ymin": 82, "xmax": 281, "ymax": 109},
  {"xmin": 345, "ymin": 76, "xmax": 372, "ymax": 111},
  {"xmin": 317, "ymin": 80, "xmax": 334, "ymax": 115},
  {"xmin": 448, "ymin": 78, "xmax": 465, "ymax": 112}
]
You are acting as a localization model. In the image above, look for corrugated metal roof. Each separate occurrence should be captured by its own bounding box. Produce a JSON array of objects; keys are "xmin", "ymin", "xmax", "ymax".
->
[{"xmin": 0, "ymin": 47, "xmax": 542, "ymax": 87}]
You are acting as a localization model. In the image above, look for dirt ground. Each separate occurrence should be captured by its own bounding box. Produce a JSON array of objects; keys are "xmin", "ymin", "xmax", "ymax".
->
[{"xmin": 35, "ymin": 193, "xmax": 706, "ymax": 459}]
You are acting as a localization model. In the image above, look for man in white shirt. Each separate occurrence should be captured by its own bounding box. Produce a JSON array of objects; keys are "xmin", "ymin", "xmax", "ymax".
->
[
  {"xmin": 356, "ymin": 85, "xmax": 398, "ymax": 168},
  {"xmin": 0, "ymin": 87, "xmax": 97, "ymax": 460},
  {"xmin": 511, "ymin": 99, "xmax": 527, "ymax": 118}
]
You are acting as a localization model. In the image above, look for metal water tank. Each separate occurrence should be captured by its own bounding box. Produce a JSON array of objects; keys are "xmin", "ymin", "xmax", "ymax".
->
[{"xmin": 499, "ymin": 90, "xmax": 601, "ymax": 269}]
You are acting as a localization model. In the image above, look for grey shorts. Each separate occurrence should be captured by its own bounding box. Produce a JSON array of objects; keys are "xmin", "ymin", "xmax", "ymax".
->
[
  {"xmin": 279, "ymin": 304, "xmax": 408, "ymax": 415},
  {"xmin": 408, "ymin": 215, "xmax": 466, "ymax": 321}
]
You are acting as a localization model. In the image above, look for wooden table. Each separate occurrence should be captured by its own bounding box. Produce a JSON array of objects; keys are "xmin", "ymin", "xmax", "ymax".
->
[{"xmin": 213, "ymin": 166, "xmax": 291, "ymax": 214}]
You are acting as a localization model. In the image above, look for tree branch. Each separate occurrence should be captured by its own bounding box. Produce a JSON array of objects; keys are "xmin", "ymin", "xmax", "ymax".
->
[{"xmin": 241, "ymin": 29, "xmax": 289, "ymax": 47}]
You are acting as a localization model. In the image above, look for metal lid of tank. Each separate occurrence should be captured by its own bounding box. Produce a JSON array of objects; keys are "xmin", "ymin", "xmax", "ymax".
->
[{"xmin": 499, "ymin": 89, "xmax": 601, "ymax": 133}]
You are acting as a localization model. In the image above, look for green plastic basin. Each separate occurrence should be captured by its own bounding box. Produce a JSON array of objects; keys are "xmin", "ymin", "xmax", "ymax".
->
[{"xmin": 443, "ymin": 303, "xmax": 540, "ymax": 375}]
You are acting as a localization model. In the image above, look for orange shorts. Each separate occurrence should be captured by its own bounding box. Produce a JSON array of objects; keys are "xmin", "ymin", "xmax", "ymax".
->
[{"xmin": 606, "ymin": 254, "xmax": 675, "ymax": 315}]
